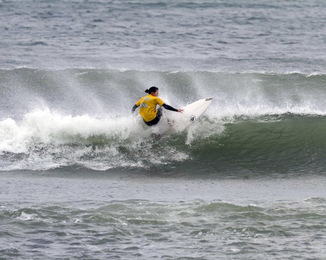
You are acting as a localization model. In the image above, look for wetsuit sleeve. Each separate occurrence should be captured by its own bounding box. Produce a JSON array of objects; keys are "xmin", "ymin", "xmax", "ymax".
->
[
  {"xmin": 132, "ymin": 104, "xmax": 138, "ymax": 113},
  {"xmin": 163, "ymin": 103, "xmax": 178, "ymax": 112}
]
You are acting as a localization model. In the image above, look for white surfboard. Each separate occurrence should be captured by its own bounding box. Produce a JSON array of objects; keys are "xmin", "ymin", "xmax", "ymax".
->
[{"xmin": 151, "ymin": 98, "xmax": 213, "ymax": 136}]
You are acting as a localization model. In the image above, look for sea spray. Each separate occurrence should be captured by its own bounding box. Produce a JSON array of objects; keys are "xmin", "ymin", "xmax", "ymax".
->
[{"xmin": 1, "ymin": 69, "xmax": 326, "ymax": 174}]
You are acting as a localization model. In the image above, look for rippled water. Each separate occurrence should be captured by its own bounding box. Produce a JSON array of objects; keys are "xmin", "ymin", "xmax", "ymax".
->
[{"xmin": 1, "ymin": 1, "xmax": 326, "ymax": 259}]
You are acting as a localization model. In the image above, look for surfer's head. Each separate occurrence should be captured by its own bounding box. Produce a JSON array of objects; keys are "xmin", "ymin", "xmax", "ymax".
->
[{"xmin": 145, "ymin": 86, "xmax": 159, "ymax": 97}]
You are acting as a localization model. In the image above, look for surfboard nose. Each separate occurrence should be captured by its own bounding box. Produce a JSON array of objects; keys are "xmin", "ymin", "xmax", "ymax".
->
[{"xmin": 205, "ymin": 98, "xmax": 213, "ymax": 101}]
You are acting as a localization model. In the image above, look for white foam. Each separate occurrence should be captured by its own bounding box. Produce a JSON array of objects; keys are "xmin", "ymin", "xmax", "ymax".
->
[
  {"xmin": 17, "ymin": 212, "xmax": 37, "ymax": 221},
  {"xmin": 0, "ymin": 109, "xmax": 193, "ymax": 171},
  {"xmin": 0, "ymin": 109, "xmax": 148, "ymax": 153}
]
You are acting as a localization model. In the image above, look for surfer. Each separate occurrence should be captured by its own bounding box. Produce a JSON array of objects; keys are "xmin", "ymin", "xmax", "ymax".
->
[{"xmin": 132, "ymin": 86, "xmax": 183, "ymax": 126}]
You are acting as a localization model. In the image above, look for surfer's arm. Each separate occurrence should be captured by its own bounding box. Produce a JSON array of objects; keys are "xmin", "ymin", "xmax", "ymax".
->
[
  {"xmin": 162, "ymin": 103, "xmax": 183, "ymax": 113},
  {"xmin": 131, "ymin": 104, "xmax": 138, "ymax": 113}
]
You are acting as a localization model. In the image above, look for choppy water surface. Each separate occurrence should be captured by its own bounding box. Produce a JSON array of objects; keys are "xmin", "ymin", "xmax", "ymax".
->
[
  {"xmin": 1, "ymin": 1, "xmax": 326, "ymax": 259},
  {"xmin": 1, "ymin": 174, "xmax": 326, "ymax": 259}
]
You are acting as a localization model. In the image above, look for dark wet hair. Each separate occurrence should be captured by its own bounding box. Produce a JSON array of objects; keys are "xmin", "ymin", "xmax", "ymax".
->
[{"xmin": 145, "ymin": 86, "xmax": 158, "ymax": 94}]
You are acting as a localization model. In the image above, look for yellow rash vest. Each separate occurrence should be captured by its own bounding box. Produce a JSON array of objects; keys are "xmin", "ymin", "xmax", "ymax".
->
[{"xmin": 135, "ymin": 94, "xmax": 165, "ymax": 122}]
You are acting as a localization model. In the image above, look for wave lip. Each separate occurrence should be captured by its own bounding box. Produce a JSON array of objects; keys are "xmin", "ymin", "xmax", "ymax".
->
[{"xmin": 2, "ymin": 68, "xmax": 326, "ymax": 119}]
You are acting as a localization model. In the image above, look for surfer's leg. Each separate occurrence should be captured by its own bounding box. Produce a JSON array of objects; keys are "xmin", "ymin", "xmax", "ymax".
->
[{"xmin": 157, "ymin": 108, "xmax": 162, "ymax": 120}]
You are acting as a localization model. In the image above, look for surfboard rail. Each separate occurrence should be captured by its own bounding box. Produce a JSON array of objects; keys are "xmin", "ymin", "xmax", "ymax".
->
[{"xmin": 152, "ymin": 97, "xmax": 213, "ymax": 135}]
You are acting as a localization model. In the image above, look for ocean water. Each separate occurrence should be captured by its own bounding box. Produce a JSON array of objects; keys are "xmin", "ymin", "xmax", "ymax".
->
[{"xmin": 1, "ymin": 0, "xmax": 326, "ymax": 259}]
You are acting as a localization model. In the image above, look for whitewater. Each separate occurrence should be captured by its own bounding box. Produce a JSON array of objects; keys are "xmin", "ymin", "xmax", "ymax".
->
[
  {"xmin": 1, "ymin": 69, "xmax": 326, "ymax": 174},
  {"xmin": 1, "ymin": 1, "xmax": 326, "ymax": 259}
]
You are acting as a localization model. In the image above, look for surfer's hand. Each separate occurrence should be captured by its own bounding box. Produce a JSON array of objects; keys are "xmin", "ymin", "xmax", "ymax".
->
[{"xmin": 178, "ymin": 109, "xmax": 184, "ymax": 113}]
